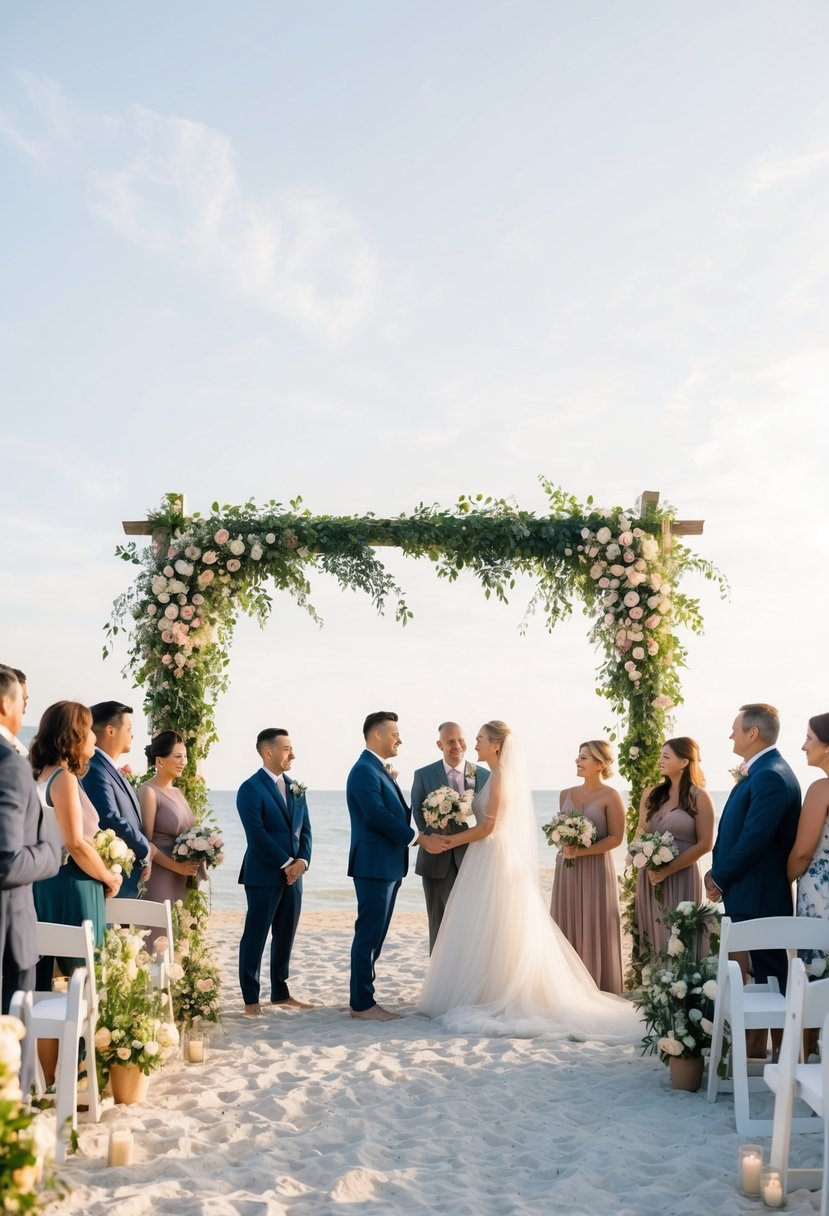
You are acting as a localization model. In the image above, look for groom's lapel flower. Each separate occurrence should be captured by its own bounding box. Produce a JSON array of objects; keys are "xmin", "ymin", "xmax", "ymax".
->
[
  {"xmin": 384, "ymin": 763, "xmax": 399, "ymax": 782},
  {"xmin": 290, "ymin": 779, "xmax": 308, "ymax": 798},
  {"xmin": 729, "ymin": 762, "xmax": 749, "ymax": 785}
]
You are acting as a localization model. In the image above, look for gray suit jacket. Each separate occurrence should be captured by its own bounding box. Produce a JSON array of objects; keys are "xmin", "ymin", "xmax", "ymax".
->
[
  {"xmin": 0, "ymin": 737, "xmax": 61, "ymax": 973},
  {"xmin": 410, "ymin": 759, "xmax": 490, "ymax": 878}
]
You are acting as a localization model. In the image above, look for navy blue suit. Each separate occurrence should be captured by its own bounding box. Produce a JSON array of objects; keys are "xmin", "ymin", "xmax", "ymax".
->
[
  {"xmin": 346, "ymin": 749, "xmax": 414, "ymax": 1011},
  {"xmin": 711, "ymin": 748, "xmax": 801, "ymax": 985},
  {"xmin": 81, "ymin": 749, "xmax": 151, "ymax": 898},
  {"xmin": 236, "ymin": 768, "xmax": 312, "ymax": 1005}
]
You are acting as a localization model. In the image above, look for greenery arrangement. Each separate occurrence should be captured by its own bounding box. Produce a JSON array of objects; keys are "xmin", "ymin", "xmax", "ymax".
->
[
  {"xmin": 0, "ymin": 1015, "xmax": 58, "ymax": 1212},
  {"xmin": 94, "ymin": 927, "xmax": 180, "ymax": 1077},
  {"xmin": 170, "ymin": 892, "xmax": 222, "ymax": 1029},
  {"xmin": 634, "ymin": 901, "xmax": 722, "ymax": 1062}
]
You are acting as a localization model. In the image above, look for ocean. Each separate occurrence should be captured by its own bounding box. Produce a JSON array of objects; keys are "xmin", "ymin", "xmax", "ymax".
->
[{"xmin": 205, "ymin": 788, "xmax": 728, "ymax": 913}]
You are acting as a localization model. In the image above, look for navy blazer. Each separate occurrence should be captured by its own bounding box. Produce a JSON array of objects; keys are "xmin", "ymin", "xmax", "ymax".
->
[
  {"xmin": 346, "ymin": 749, "xmax": 414, "ymax": 881},
  {"xmin": 410, "ymin": 759, "xmax": 490, "ymax": 878},
  {"xmin": 0, "ymin": 737, "xmax": 61, "ymax": 972},
  {"xmin": 237, "ymin": 768, "xmax": 312, "ymax": 888},
  {"xmin": 81, "ymin": 749, "xmax": 151, "ymax": 874},
  {"xmin": 711, "ymin": 748, "xmax": 801, "ymax": 919}
]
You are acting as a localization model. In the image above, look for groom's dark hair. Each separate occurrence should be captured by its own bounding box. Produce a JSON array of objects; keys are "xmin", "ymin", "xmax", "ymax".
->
[
  {"xmin": 362, "ymin": 711, "xmax": 398, "ymax": 739},
  {"xmin": 256, "ymin": 727, "xmax": 289, "ymax": 755}
]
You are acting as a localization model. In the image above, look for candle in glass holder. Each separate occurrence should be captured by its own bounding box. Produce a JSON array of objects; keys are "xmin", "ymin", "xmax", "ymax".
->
[
  {"xmin": 739, "ymin": 1145, "xmax": 763, "ymax": 1197},
  {"xmin": 108, "ymin": 1128, "xmax": 134, "ymax": 1167},
  {"xmin": 761, "ymin": 1167, "xmax": 785, "ymax": 1209},
  {"xmin": 187, "ymin": 1037, "xmax": 205, "ymax": 1063}
]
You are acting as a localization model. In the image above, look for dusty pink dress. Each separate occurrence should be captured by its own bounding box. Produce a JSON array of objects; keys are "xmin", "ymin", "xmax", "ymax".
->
[
  {"xmin": 634, "ymin": 803, "xmax": 703, "ymax": 958},
  {"xmin": 144, "ymin": 785, "xmax": 196, "ymax": 948},
  {"xmin": 549, "ymin": 792, "xmax": 623, "ymax": 994}
]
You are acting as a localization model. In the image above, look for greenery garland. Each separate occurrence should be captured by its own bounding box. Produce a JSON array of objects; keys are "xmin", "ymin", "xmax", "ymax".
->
[{"xmin": 107, "ymin": 479, "xmax": 725, "ymax": 976}]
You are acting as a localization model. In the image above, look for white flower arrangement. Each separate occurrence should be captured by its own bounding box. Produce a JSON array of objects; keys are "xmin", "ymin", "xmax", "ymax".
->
[
  {"xmin": 541, "ymin": 812, "xmax": 598, "ymax": 868},
  {"xmin": 95, "ymin": 927, "xmax": 179, "ymax": 1076},
  {"xmin": 421, "ymin": 786, "xmax": 475, "ymax": 831},
  {"xmin": 289, "ymin": 780, "xmax": 308, "ymax": 798}
]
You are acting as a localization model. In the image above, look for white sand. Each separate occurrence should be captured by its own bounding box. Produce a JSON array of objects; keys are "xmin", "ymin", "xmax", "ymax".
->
[{"xmin": 53, "ymin": 891, "xmax": 824, "ymax": 1216}]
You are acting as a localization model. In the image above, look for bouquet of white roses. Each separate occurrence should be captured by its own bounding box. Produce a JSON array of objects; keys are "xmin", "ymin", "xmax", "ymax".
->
[
  {"xmin": 541, "ymin": 812, "xmax": 598, "ymax": 868},
  {"xmin": 93, "ymin": 828, "xmax": 135, "ymax": 877},
  {"xmin": 172, "ymin": 825, "xmax": 225, "ymax": 870},
  {"xmin": 628, "ymin": 830, "xmax": 679, "ymax": 903},
  {"xmin": 95, "ymin": 926, "xmax": 179, "ymax": 1076},
  {"xmin": 421, "ymin": 786, "xmax": 475, "ymax": 831}
]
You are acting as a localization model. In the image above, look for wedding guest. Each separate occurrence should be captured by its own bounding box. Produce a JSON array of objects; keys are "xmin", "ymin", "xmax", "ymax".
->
[
  {"xmin": 787, "ymin": 713, "xmax": 829, "ymax": 972},
  {"xmin": 237, "ymin": 728, "xmax": 313, "ymax": 1017},
  {"xmin": 0, "ymin": 667, "xmax": 61, "ymax": 1018},
  {"xmin": 82, "ymin": 701, "xmax": 153, "ymax": 897},
  {"xmin": 635, "ymin": 737, "xmax": 714, "ymax": 959},
  {"xmin": 138, "ymin": 732, "xmax": 201, "ymax": 940},
  {"xmin": 410, "ymin": 721, "xmax": 490, "ymax": 953},
  {"xmin": 550, "ymin": 740, "xmax": 625, "ymax": 993},
  {"xmin": 30, "ymin": 702, "xmax": 122, "ymax": 985},
  {"xmin": 0, "ymin": 666, "xmax": 29, "ymax": 756},
  {"xmin": 705, "ymin": 703, "xmax": 800, "ymax": 1058}
]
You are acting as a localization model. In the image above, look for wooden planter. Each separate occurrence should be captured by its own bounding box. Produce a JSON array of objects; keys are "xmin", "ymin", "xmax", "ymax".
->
[
  {"xmin": 109, "ymin": 1063, "xmax": 150, "ymax": 1105},
  {"xmin": 669, "ymin": 1055, "xmax": 704, "ymax": 1092}
]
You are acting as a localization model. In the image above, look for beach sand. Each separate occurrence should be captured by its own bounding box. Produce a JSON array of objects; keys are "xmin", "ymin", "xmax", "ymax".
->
[{"xmin": 54, "ymin": 878, "xmax": 823, "ymax": 1215}]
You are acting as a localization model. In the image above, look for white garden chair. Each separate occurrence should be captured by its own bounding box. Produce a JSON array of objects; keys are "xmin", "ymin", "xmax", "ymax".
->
[
  {"xmin": 764, "ymin": 958, "xmax": 829, "ymax": 1207},
  {"xmin": 10, "ymin": 918, "xmax": 101, "ymax": 1163},
  {"xmin": 707, "ymin": 915, "xmax": 829, "ymax": 1135},
  {"xmin": 105, "ymin": 897, "xmax": 175, "ymax": 1020}
]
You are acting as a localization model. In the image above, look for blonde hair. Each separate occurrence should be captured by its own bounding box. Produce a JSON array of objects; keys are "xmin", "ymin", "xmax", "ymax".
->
[
  {"xmin": 580, "ymin": 739, "xmax": 614, "ymax": 780},
  {"xmin": 482, "ymin": 720, "xmax": 511, "ymax": 752}
]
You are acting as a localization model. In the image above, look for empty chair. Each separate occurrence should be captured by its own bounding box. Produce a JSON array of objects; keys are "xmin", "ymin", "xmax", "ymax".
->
[
  {"xmin": 105, "ymin": 897, "xmax": 175, "ymax": 1019},
  {"xmin": 707, "ymin": 915, "xmax": 829, "ymax": 1135}
]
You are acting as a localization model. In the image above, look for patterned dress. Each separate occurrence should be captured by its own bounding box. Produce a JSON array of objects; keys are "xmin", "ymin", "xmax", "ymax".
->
[{"xmin": 796, "ymin": 813, "xmax": 829, "ymax": 967}]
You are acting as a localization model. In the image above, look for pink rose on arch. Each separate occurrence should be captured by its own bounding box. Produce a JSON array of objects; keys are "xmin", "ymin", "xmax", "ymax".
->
[
  {"xmin": 647, "ymin": 639, "xmax": 659, "ymax": 655},
  {"xmin": 163, "ymin": 565, "xmax": 174, "ymax": 577},
  {"xmin": 226, "ymin": 558, "xmax": 241, "ymax": 572},
  {"xmin": 198, "ymin": 570, "xmax": 215, "ymax": 587},
  {"xmin": 632, "ymin": 647, "xmax": 645, "ymax": 661},
  {"xmin": 623, "ymin": 591, "xmax": 639, "ymax": 607},
  {"xmin": 191, "ymin": 618, "xmax": 201, "ymax": 628},
  {"xmin": 167, "ymin": 546, "xmax": 177, "ymax": 558},
  {"xmin": 164, "ymin": 604, "xmax": 179, "ymax": 620},
  {"xmin": 214, "ymin": 529, "xmax": 230, "ymax": 544},
  {"xmin": 619, "ymin": 531, "xmax": 634, "ymax": 546},
  {"xmin": 604, "ymin": 613, "xmax": 615, "ymax": 626},
  {"xmin": 629, "ymin": 606, "xmax": 644, "ymax": 619},
  {"xmin": 623, "ymin": 549, "xmax": 635, "ymax": 563},
  {"xmin": 192, "ymin": 593, "xmax": 204, "ymax": 605},
  {"xmin": 628, "ymin": 668, "xmax": 640, "ymax": 681},
  {"xmin": 202, "ymin": 551, "xmax": 218, "ymax": 565},
  {"xmin": 161, "ymin": 654, "xmax": 173, "ymax": 666},
  {"xmin": 180, "ymin": 606, "xmax": 195, "ymax": 621},
  {"xmin": 652, "ymin": 695, "xmax": 673, "ymax": 710},
  {"xmin": 624, "ymin": 660, "xmax": 636, "ymax": 672},
  {"xmin": 645, "ymin": 614, "xmax": 660, "ymax": 629},
  {"xmin": 161, "ymin": 630, "xmax": 173, "ymax": 643},
  {"xmin": 596, "ymin": 526, "xmax": 612, "ymax": 545},
  {"xmin": 598, "ymin": 577, "xmax": 610, "ymax": 588}
]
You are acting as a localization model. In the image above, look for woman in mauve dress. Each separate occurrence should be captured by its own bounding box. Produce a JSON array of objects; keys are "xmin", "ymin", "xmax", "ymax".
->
[
  {"xmin": 634, "ymin": 737, "xmax": 715, "ymax": 960},
  {"xmin": 550, "ymin": 739, "xmax": 625, "ymax": 994},
  {"xmin": 138, "ymin": 731, "xmax": 201, "ymax": 944}
]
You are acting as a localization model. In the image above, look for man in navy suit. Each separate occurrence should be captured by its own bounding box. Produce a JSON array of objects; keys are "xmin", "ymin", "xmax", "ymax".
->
[
  {"xmin": 411, "ymin": 721, "xmax": 490, "ymax": 952},
  {"xmin": 82, "ymin": 701, "xmax": 153, "ymax": 898},
  {"xmin": 706, "ymin": 702, "xmax": 801, "ymax": 1055},
  {"xmin": 237, "ymin": 728, "xmax": 312, "ymax": 1017},
  {"xmin": 346, "ymin": 711, "xmax": 446, "ymax": 1021},
  {"xmin": 0, "ymin": 665, "xmax": 61, "ymax": 1015}
]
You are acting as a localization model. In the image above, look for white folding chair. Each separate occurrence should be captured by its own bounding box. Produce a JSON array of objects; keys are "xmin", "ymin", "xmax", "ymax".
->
[
  {"xmin": 764, "ymin": 959, "xmax": 829, "ymax": 1205},
  {"xmin": 105, "ymin": 898, "xmax": 175, "ymax": 1020},
  {"xmin": 10, "ymin": 919, "xmax": 101, "ymax": 1163},
  {"xmin": 707, "ymin": 916, "xmax": 829, "ymax": 1135}
]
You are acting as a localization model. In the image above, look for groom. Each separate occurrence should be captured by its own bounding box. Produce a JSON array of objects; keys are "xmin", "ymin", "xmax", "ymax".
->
[
  {"xmin": 705, "ymin": 703, "xmax": 800, "ymax": 1052},
  {"xmin": 411, "ymin": 721, "xmax": 489, "ymax": 952},
  {"xmin": 346, "ymin": 711, "xmax": 445, "ymax": 1021}
]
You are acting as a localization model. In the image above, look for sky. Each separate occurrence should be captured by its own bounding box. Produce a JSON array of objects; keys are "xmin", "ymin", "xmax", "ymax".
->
[{"xmin": 1, "ymin": 1, "xmax": 828, "ymax": 793}]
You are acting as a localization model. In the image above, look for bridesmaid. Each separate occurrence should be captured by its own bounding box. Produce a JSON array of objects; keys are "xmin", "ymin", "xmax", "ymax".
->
[
  {"xmin": 634, "ymin": 737, "xmax": 714, "ymax": 959},
  {"xmin": 787, "ymin": 712, "xmax": 829, "ymax": 970},
  {"xmin": 550, "ymin": 740, "xmax": 625, "ymax": 993},
  {"xmin": 138, "ymin": 731, "xmax": 201, "ymax": 940}
]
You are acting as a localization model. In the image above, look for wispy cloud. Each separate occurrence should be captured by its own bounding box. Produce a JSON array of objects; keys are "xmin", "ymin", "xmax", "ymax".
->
[
  {"xmin": 0, "ymin": 75, "xmax": 379, "ymax": 344},
  {"xmin": 742, "ymin": 133, "xmax": 829, "ymax": 195}
]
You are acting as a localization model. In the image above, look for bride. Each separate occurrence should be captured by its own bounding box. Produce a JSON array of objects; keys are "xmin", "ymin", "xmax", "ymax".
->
[{"xmin": 418, "ymin": 720, "xmax": 641, "ymax": 1042}]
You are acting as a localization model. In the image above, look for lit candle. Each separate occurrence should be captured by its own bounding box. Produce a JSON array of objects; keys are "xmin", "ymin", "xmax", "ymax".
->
[
  {"xmin": 108, "ymin": 1128, "xmax": 134, "ymax": 1167},
  {"xmin": 739, "ymin": 1146, "xmax": 763, "ymax": 1197},
  {"xmin": 187, "ymin": 1037, "xmax": 205, "ymax": 1063},
  {"xmin": 761, "ymin": 1167, "xmax": 785, "ymax": 1209}
]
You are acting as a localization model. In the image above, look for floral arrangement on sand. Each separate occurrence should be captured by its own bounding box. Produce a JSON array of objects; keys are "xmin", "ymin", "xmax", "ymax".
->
[
  {"xmin": 95, "ymin": 927, "xmax": 179, "ymax": 1077},
  {"xmin": 170, "ymin": 892, "xmax": 222, "ymax": 1029},
  {"xmin": 0, "ymin": 1015, "xmax": 61, "ymax": 1211}
]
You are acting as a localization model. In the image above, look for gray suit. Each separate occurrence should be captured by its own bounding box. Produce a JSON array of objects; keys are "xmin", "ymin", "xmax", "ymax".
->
[
  {"xmin": 0, "ymin": 736, "xmax": 61, "ymax": 1013},
  {"xmin": 410, "ymin": 759, "xmax": 489, "ymax": 952}
]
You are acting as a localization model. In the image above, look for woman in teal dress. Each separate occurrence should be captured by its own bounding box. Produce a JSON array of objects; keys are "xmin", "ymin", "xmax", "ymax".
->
[
  {"xmin": 30, "ymin": 701, "xmax": 123, "ymax": 987},
  {"xmin": 788, "ymin": 712, "xmax": 829, "ymax": 971}
]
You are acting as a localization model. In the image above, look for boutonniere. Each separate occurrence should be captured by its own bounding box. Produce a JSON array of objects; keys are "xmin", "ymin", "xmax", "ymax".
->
[
  {"xmin": 729, "ymin": 763, "xmax": 749, "ymax": 785},
  {"xmin": 384, "ymin": 763, "xmax": 399, "ymax": 782},
  {"xmin": 464, "ymin": 763, "xmax": 476, "ymax": 791},
  {"xmin": 290, "ymin": 780, "xmax": 308, "ymax": 798}
]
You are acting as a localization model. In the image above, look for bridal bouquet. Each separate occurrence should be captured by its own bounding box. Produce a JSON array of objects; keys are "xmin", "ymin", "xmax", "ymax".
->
[
  {"xmin": 421, "ymin": 786, "xmax": 475, "ymax": 831},
  {"xmin": 541, "ymin": 812, "xmax": 598, "ymax": 867},
  {"xmin": 627, "ymin": 831, "xmax": 679, "ymax": 903},
  {"xmin": 93, "ymin": 828, "xmax": 135, "ymax": 877},
  {"xmin": 172, "ymin": 826, "xmax": 225, "ymax": 869}
]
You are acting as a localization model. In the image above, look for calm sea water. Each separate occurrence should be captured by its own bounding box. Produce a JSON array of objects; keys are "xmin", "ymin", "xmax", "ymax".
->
[{"xmin": 206, "ymin": 789, "xmax": 729, "ymax": 913}]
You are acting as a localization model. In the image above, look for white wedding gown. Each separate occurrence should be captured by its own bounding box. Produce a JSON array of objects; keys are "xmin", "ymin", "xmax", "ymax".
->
[{"xmin": 418, "ymin": 739, "xmax": 642, "ymax": 1042}]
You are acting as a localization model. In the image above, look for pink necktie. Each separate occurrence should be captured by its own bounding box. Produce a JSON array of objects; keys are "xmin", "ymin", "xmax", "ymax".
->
[
  {"xmin": 277, "ymin": 775, "xmax": 287, "ymax": 801},
  {"xmin": 449, "ymin": 768, "xmax": 463, "ymax": 794}
]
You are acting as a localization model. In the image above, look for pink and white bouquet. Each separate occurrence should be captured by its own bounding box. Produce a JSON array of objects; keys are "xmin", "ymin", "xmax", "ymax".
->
[
  {"xmin": 541, "ymin": 812, "xmax": 598, "ymax": 868},
  {"xmin": 172, "ymin": 826, "xmax": 225, "ymax": 870},
  {"xmin": 421, "ymin": 786, "xmax": 475, "ymax": 831},
  {"xmin": 628, "ymin": 830, "xmax": 679, "ymax": 902},
  {"xmin": 93, "ymin": 828, "xmax": 136, "ymax": 877}
]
